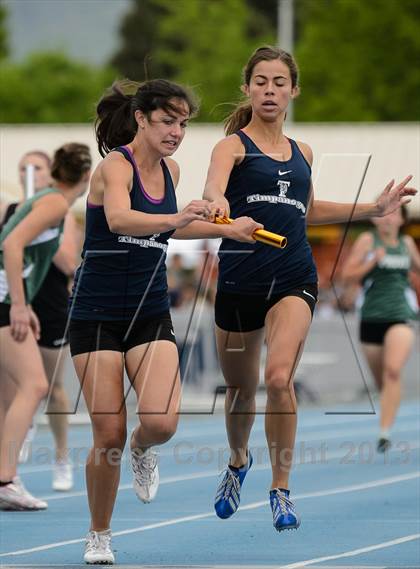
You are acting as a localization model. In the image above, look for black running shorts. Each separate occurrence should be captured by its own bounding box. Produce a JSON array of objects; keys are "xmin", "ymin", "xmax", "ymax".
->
[
  {"xmin": 359, "ymin": 320, "xmax": 408, "ymax": 345},
  {"xmin": 215, "ymin": 283, "xmax": 318, "ymax": 332},
  {"xmin": 68, "ymin": 311, "xmax": 176, "ymax": 357}
]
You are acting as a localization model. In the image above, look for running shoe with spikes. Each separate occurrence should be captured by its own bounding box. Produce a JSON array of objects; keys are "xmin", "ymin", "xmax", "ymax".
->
[
  {"xmin": 214, "ymin": 451, "xmax": 253, "ymax": 519},
  {"xmin": 270, "ymin": 488, "xmax": 300, "ymax": 532},
  {"xmin": 84, "ymin": 529, "xmax": 114, "ymax": 564},
  {"xmin": 0, "ymin": 480, "xmax": 48, "ymax": 511},
  {"xmin": 131, "ymin": 447, "xmax": 159, "ymax": 503},
  {"xmin": 12, "ymin": 476, "xmax": 48, "ymax": 509}
]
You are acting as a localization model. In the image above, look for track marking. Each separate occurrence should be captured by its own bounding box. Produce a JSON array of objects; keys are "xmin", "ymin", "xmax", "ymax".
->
[
  {"xmin": 39, "ymin": 440, "xmax": 420, "ymax": 502},
  {"xmin": 282, "ymin": 533, "xmax": 420, "ymax": 568},
  {"xmin": 1, "ymin": 471, "xmax": 418, "ymax": 558}
]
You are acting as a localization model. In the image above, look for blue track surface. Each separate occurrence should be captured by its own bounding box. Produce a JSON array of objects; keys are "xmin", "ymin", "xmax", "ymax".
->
[{"xmin": 0, "ymin": 401, "xmax": 419, "ymax": 567}]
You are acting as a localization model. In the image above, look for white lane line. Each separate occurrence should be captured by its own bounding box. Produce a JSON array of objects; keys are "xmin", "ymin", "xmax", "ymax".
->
[
  {"xmin": 239, "ymin": 471, "xmax": 420, "ymax": 510},
  {"xmin": 30, "ymin": 407, "xmax": 420, "ymax": 445},
  {"xmin": 42, "ymin": 469, "xmax": 219, "ymax": 502},
  {"xmin": 31, "ymin": 399, "xmax": 420, "ymax": 436},
  {"xmin": 282, "ymin": 533, "xmax": 420, "ymax": 568},
  {"xmin": 27, "ymin": 403, "xmax": 420, "ymax": 443},
  {"xmin": 293, "ymin": 470, "xmax": 420, "ymax": 498},
  {"xmin": 1, "ymin": 471, "xmax": 418, "ymax": 558},
  {"xmin": 0, "ymin": 513, "xmax": 214, "ymax": 557},
  {"xmin": 18, "ymin": 420, "xmax": 420, "ymax": 476},
  {"xmin": 40, "ymin": 440, "xmax": 420, "ymax": 502}
]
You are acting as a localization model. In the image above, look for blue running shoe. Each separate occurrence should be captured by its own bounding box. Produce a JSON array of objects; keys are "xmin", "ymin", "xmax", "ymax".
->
[
  {"xmin": 270, "ymin": 488, "xmax": 300, "ymax": 531},
  {"xmin": 214, "ymin": 452, "xmax": 253, "ymax": 519}
]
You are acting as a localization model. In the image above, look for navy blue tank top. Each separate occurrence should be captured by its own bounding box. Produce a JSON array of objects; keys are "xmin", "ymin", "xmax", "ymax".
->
[
  {"xmin": 70, "ymin": 146, "xmax": 177, "ymax": 320},
  {"xmin": 218, "ymin": 130, "xmax": 317, "ymax": 295}
]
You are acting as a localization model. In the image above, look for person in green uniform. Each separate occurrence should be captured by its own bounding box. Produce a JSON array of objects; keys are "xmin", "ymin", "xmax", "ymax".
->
[
  {"xmin": 343, "ymin": 205, "xmax": 420, "ymax": 452},
  {"xmin": 0, "ymin": 143, "xmax": 91, "ymax": 510},
  {"xmin": 0, "ymin": 150, "xmax": 81, "ymax": 492}
]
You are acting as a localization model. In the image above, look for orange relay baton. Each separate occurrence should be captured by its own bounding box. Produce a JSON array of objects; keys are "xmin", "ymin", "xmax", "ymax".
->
[{"xmin": 214, "ymin": 216, "xmax": 287, "ymax": 249}]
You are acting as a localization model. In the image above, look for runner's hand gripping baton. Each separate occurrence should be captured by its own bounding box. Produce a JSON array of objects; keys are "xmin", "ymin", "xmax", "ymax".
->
[{"xmin": 214, "ymin": 216, "xmax": 287, "ymax": 249}]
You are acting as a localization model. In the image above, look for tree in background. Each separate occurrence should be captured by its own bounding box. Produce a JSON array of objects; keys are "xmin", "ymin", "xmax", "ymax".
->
[
  {"xmin": 245, "ymin": 0, "xmax": 277, "ymax": 41},
  {"xmin": 155, "ymin": 0, "xmax": 274, "ymax": 121},
  {"xmin": 247, "ymin": 0, "xmax": 278, "ymax": 27},
  {"xmin": 112, "ymin": 0, "xmax": 419, "ymax": 122},
  {"xmin": 111, "ymin": 0, "xmax": 171, "ymax": 81},
  {"xmin": 0, "ymin": 1, "xmax": 9, "ymax": 61},
  {"xmin": 295, "ymin": 0, "xmax": 420, "ymax": 121},
  {"xmin": 1, "ymin": 0, "xmax": 419, "ymax": 123},
  {"xmin": 111, "ymin": 0, "xmax": 274, "ymax": 121},
  {"xmin": 0, "ymin": 52, "xmax": 113, "ymax": 123}
]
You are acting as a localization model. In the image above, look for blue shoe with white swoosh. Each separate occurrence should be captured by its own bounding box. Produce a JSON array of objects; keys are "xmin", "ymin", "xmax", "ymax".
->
[{"xmin": 214, "ymin": 452, "xmax": 253, "ymax": 519}]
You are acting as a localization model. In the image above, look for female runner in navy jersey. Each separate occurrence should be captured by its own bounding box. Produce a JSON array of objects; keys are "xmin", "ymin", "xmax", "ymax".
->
[
  {"xmin": 69, "ymin": 79, "xmax": 260, "ymax": 564},
  {"xmin": 203, "ymin": 46, "xmax": 416, "ymax": 532}
]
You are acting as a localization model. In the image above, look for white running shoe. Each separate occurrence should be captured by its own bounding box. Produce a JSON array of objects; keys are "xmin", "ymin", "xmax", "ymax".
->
[
  {"xmin": 18, "ymin": 424, "xmax": 37, "ymax": 464},
  {"xmin": 12, "ymin": 476, "xmax": 48, "ymax": 510},
  {"xmin": 84, "ymin": 529, "xmax": 114, "ymax": 564},
  {"xmin": 131, "ymin": 447, "xmax": 159, "ymax": 503},
  {"xmin": 53, "ymin": 460, "xmax": 74, "ymax": 491},
  {"xmin": 0, "ymin": 480, "xmax": 48, "ymax": 511}
]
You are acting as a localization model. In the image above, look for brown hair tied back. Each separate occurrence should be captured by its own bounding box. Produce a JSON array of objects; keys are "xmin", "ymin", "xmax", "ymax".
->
[{"xmin": 51, "ymin": 143, "xmax": 92, "ymax": 185}]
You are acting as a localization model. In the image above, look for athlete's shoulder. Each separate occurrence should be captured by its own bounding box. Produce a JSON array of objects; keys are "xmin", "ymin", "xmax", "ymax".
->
[
  {"xmin": 403, "ymin": 234, "xmax": 416, "ymax": 250},
  {"xmin": 34, "ymin": 190, "xmax": 67, "ymax": 208},
  {"xmin": 294, "ymin": 140, "xmax": 313, "ymax": 166},
  {"xmin": 103, "ymin": 149, "xmax": 130, "ymax": 166},
  {"xmin": 211, "ymin": 134, "xmax": 245, "ymax": 165},
  {"xmin": 217, "ymin": 133, "xmax": 245, "ymax": 150},
  {"xmin": 31, "ymin": 191, "xmax": 68, "ymax": 225},
  {"xmin": 354, "ymin": 231, "xmax": 375, "ymax": 250},
  {"xmin": 101, "ymin": 150, "xmax": 132, "ymax": 178}
]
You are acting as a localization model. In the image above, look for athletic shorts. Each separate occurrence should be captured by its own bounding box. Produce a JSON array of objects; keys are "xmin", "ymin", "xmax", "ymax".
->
[
  {"xmin": 37, "ymin": 318, "xmax": 69, "ymax": 349},
  {"xmin": 68, "ymin": 310, "xmax": 176, "ymax": 357},
  {"xmin": 0, "ymin": 303, "xmax": 68, "ymax": 348},
  {"xmin": 359, "ymin": 320, "xmax": 408, "ymax": 345},
  {"xmin": 0, "ymin": 302, "xmax": 11, "ymax": 328},
  {"xmin": 215, "ymin": 283, "xmax": 318, "ymax": 332}
]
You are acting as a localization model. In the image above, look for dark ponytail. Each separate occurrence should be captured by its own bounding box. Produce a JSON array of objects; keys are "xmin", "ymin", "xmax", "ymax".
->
[
  {"xmin": 51, "ymin": 143, "xmax": 92, "ymax": 185},
  {"xmin": 95, "ymin": 79, "xmax": 199, "ymax": 157},
  {"xmin": 95, "ymin": 80, "xmax": 139, "ymax": 158}
]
